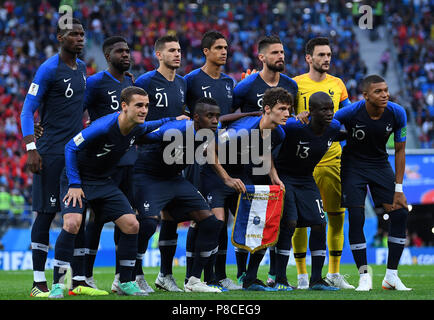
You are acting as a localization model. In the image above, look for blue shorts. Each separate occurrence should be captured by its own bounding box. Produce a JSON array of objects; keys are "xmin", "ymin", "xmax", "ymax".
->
[
  {"xmin": 341, "ymin": 164, "xmax": 395, "ymax": 208},
  {"xmin": 280, "ymin": 174, "xmax": 326, "ymax": 228},
  {"xmin": 32, "ymin": 154, "xmax": 64, "ymax": 213},
  {"xmin": 200, "ymin": 166, "xmax": 250, "ymax": 213},
  {"xmin": 59, "ymin": 171, "xmax": 134, "ymax": 223},
  {"xmin": 134, "ymin": 173, "xmax": 210, "ymax": 221},
  {"xmin": 182, "ymin": 163, "xmax": 202, "ymax": 189},
  {"xmin": 112, "ymin": 165, "xmax": 135, "ymax": 208}
]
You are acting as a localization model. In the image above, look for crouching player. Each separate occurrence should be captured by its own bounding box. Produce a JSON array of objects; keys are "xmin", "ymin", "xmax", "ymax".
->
[
  {"xmin": 49, "ymin": 87, "xmax": 182, "ymax": 298},
  {"xmin": 273, "ymin": 91, "xmax": 345, "ymax": 290}
]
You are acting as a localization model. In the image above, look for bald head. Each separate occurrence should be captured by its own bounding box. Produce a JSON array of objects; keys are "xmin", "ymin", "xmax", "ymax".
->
[{"xmin": 309, "ymin": 91, "xmax": 333, "ymax": 112}]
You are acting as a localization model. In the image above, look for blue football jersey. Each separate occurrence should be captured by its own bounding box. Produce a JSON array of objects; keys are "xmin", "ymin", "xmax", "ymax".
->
[
  {"xmin": 233, "ymin": 72, "xmax": 298, "ymax": 113},
  {"xmin": 21, "ymin": 53, "xmax": 87, "ymax": 154},
  {"xmin": 83, "ymin": 70, "xmax": 135, "ymax": 166},
  {"xmin": 274, "ymin": 118, "xmax": 342, "ymax": 176},
  {"xmin": 184, "ymin": 68, "xmax": 235, "ymax": 116},
  {"xmin": 216, "ymin": 116, "xmax": 285, "ymax": 175},
  {"xmin": 65, "ymin": 113, "xmax": 175, "ymax": 186},
  {"xmin": 334, "ymin": 100, "xmax": 407, "ymax": 167},
  {"xmin": 134, "ymin": 119, "xmax": 211, "ymax": 178},
  {"xmin": 135, "ymin": 70, "xmax": 186, "ymax": 121},
  {"xmin": 84, "ymin": 70, "xmax": 134, "ymax": 121}
]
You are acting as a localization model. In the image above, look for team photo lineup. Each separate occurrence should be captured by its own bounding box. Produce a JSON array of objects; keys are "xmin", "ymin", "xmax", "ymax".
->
[{"xmin": 11, "ymin": 0, "xmax": 421, "ymax": 299}]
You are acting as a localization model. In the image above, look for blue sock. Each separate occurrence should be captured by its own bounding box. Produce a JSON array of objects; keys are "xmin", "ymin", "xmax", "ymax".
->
[
  {"xmin": 135, "ymin": 217, "xmax": 158, "ymax": 277},
  {"xmin": 53, "ymin": 229, "xmax": 76, "ymax": 284},
  {"xmin": 191, "ymin": 216, "xmax": 223, "ymax": 279},
  {"xmin": 215, "ymin": 225, "xmax": 228, "ymax": 281},
  {"xmin": 309, "ymin": 224, "xmax": 326, "ymax": 283},
  {"xmin": 185, "ymin": 225, "xmax": 198, "ymax": 282},
  {"xmin": 159, "ymin": 219, "xmax": 178, "ymax": 276},
  {"xmin": 31, "ymin": 212, "xmax": 55, "ymax": 280},
  {"xmin": 387, "ymin": 208, "xmax": 408, "ymax": 270},
  {"xmin": 348, "ymin": 207, "xmax": 368, "ymax": 272},
  {"xmin": 71, "ymin": 222, "xmax": 86, "ymax": 286},
  {"xmin": 117, "ymin": 232, "xmax": 138, "ymax": 283},
  {"xmin": 84, "ymin": 219, "xmax": 104, "ymax": 278}
]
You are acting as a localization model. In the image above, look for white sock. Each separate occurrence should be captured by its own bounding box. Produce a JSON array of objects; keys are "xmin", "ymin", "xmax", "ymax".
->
[
  {"xmin": 385, "ymin": 269, "xmax": 398, "ymax": 279},
  {"xmin": 327, "ymin": 273, "xmax": 339, "ymax": 277},
  {"xmin": 33, "ymin": 271, "xmax": 46, "ymax": 282},
  {"xmin": 298, "ymin": 273, "xmax": 308, "ymax": 280}
]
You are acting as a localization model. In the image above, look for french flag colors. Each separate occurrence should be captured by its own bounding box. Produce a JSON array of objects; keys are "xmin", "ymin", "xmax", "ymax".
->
[{"xmin": 232, "ymin": 185, "xmax": 285, "ymax": 253}]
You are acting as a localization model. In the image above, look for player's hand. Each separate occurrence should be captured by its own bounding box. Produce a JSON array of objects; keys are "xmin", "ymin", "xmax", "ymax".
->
[
  {"xmin": 34, "ymin": 122, "xmax": 44, "ymax": 139},
  {"xmin": 63, "ymin": 187, "xmax": 85, "ymax": 208},
  {"xmin": 295, "ymin": 111, "xmax": 310, "ymax": 124},
  {"xmin": 176, "ymin": 115, "xmax": 190, "ymax": 120},
  {"xmin": 392, "ymin": 192, "xmax": 408, "ymax": 210},
  {"xmin": 125, "ymin": 71, "xmax": 135, "ymax": 83},
  {"xmin": 224, "ymin": 177, "xmax": 246, "ymax": 194},
  {"xmin": 241, "ymin": 69, "xmax": 257, "ymax": 80},
  {"xmin": 26, "ymin": 149, "xmax": 43, "ymax": 174},
  {"xmin": 270, "ymin": 176, "xmax": 285, "ymax": 192}
]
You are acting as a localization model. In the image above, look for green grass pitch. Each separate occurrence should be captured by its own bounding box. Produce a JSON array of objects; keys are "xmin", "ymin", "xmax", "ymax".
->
[{"xmin": 0, "ymin": 264, "xmax": 432, "ymax": 301}]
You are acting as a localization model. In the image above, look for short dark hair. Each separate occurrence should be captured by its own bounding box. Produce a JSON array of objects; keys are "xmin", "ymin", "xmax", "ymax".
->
[
  {"xmin": 262, "ymin": 87, "xmax": 293, "ymax": 113},
  {"xmin": 258, "ymin": 35, "xmax": 282, "ymax": 54},
  {"xmin": 309, "ymin": 91, "xmax": 333, "ymax": 111},
  {"xmin": 102, "ymin": 36, "xmax": 128, "ymax": 55},
  {"xmin": 305, "ymin": 37, "xmax": 330, "ymax": 56},
  {"xmin": 120, "ymin": 86, "xmax": 148, "ymax": 105},
  {"xmin": 361, "ymin": 74, "xmax": 386, "ymax": 92},
  {"xmin": 57, "ymin": 17, "xmax": 83, "ymax": 35},
  {"xmin": 194, "ymin": 97, "xmax": 220, "ymax": 115},
  {"xmin": 155, "ymin": 35, "xmax": 179, "ymax": 52},
  {"xmin": 201, "ymin": 30, "xmax": 226, "ymax": 51}
]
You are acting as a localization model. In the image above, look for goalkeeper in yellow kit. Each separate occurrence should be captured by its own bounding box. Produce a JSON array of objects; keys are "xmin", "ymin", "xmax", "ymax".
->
[{"xmin": 290, "ymin": 37, "xmax": 354, "ymax": 289}]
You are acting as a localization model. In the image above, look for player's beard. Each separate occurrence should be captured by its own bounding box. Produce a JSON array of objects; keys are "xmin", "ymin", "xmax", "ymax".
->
[
  {"xmin": 113, "ymin": 60, "xmax": 131, "ymax": 73},
  {"xmin": 266, "ymin": 61, "xmax": 284, "ymax": 73},
  {"xmin": 163, "ymin": 61, "xmax": 180, "ymax": 70},
  {"xmin": 312, "ymin": 62, "xmax": 328, "ymax": 74}
]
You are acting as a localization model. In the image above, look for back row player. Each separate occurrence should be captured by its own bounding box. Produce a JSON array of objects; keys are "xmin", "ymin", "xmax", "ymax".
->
[
  {"xmin": 134, "ymin": 35, "xmax": 187, "ymax": 292},
  {"xmin": 227, "ymin": 35, "xmax": 298, "ymax": 287},
  {"xmin": 20, "ymin": 18, "xmax": 87, "ymax": 297}
]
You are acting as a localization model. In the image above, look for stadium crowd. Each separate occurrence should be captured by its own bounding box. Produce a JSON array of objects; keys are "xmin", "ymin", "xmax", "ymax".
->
[{"xmin": 386, "ymin": 0, "xmax": 434, "ymax": 148}]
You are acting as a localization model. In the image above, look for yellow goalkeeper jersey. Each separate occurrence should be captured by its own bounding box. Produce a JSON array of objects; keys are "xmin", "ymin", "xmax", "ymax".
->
[{"xmin": 292, "ymin": 73, "xmax": 349, "ymax": 166}]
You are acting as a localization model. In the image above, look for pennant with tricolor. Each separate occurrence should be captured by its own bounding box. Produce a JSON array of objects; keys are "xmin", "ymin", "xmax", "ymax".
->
[{"xmin": 231, "ymin": 185, "xmax": 285, "ymax": 253}]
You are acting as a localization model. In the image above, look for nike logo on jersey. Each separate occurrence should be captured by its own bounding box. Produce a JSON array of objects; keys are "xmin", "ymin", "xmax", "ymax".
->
[
  {"xmin": 386, "ymin": 124, "xmax": 393, "ymax": 132},
  {"xmin": 300, "ymin": 91, "xmax": 309, "ymax": 96},
  {"xmin": 108, "ymin": 90, "xmax": 116, "ymax": 95},
  {"xmin": 299, "ymin": 141, "xmax": 309, "ymax": 145},
  {"xmin": 156, "ymin": 88, "xmax": 165, "ymax": 91},
  {"xmin": 256, "ymin": 93, "xmax": 265, "ymax": 97},
  {"xmin": 63, "ymin": 78, "xmax": 71, "ymax": 82},
  {"xmin": 96, "ymin": 144, "xmax": 114, "ymax": 157},
  {"xmin": 355, "ymin": 124, "xmax": 366, "ymax": 128},
  {"xmin": 201, "ymin": 86, "xmax": 211, "ymax": 90}
]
